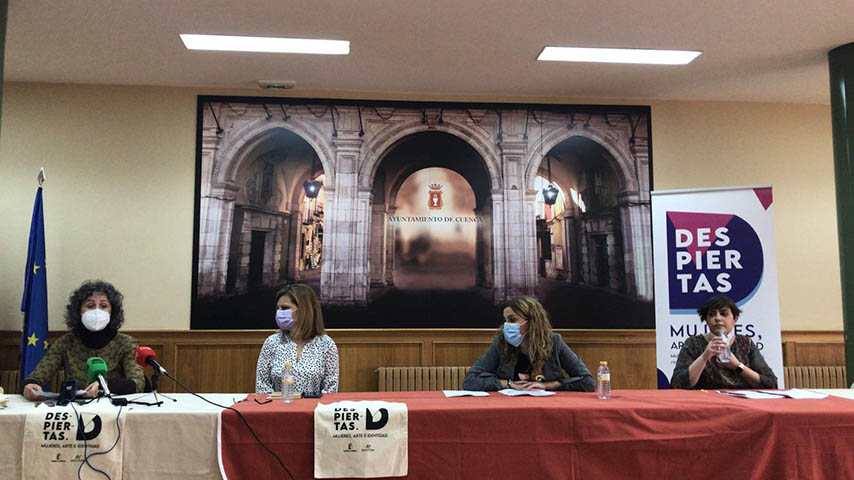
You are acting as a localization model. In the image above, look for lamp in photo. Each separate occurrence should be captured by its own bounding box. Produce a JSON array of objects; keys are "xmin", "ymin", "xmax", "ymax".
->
[
  {"xmin": 303, "ymin": 179, "xmax": 322, "ymax": 198},
  {"xmin": 542, "ymin": 155, "xmax": 559, "ymax": 206},
  {"xmin": 543, "ymin": 186, "xmax": 559, "ymax": 205},
  {"xmin": 303, "ymin": 154, "xmax": 323, "ymax": 225},
  {"xmin": 537, "ymin": 116, "xmax": 559, "ymax": 206}
]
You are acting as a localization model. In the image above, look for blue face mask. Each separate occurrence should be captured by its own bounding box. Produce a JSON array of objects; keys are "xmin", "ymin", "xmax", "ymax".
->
[
  {"xmin": 276, "ymin": 309, "xmax": 295, "ymax": 331},
  {"xmin": 502, "ymin": 321, "xmax": 527, "ymax": 347}
]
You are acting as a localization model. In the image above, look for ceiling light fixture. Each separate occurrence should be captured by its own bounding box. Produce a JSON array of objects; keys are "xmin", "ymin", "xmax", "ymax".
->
[
  {"xmin": 180, "ymin": 34, "xmax": 350, "ymax": 55},
  {"xmin": 537, "ymin": 46, "xmax": 701, "ymax": 65}
]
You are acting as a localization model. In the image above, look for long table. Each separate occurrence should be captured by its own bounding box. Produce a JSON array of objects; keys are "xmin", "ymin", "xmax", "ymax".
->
[
  {"xmin": 219, "ymin": 390, "xmax": 854, "ymax": 480},
  {"xmin": 2, "ymin": 390, "xmax": 853, "ymax": 479}
]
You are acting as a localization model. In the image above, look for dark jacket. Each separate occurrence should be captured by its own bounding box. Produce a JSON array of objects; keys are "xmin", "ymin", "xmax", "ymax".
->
[{"xmin": 463, "ymin": 333, "xmax": 595, "ymax": 392}]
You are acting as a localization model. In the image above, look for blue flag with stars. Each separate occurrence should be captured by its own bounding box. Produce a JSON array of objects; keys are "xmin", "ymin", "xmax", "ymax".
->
[{"xmin": 21, "ymin": 187, "xmax": 48, "ymax": 381}]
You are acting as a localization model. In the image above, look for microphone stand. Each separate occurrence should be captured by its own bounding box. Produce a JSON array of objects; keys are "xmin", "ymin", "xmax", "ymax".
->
[
  {"xmin": 129, "ymin": 370, "xmax": 176, "ymax": 406},
  {"xmin": 149, "ymin": 370, "xmax": 177, "ymax": 403}
]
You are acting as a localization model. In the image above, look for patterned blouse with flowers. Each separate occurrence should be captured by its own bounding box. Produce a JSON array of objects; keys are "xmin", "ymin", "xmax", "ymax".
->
[
  {"xmin": 670, "ymin": 333, "xmax": 778, "ymax": 389},
  {"xmin": 255, "ymin": 332, "xmax": 339, "ymax": 394}
]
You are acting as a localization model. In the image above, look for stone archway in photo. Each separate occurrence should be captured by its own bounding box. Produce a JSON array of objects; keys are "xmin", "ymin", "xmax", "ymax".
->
[
  {"xmin": 525, "ymin": 120, "xmax": 652, "ymax": 301},
  {"xmin": 197, "ymin": 109, "xmax": 334, "ymax": 297},
  {"xmin": 367, "ymin": 131, "xmax": 495, "ymax": 296}
]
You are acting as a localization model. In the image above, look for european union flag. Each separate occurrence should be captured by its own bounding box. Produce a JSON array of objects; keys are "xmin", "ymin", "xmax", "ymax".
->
[{"xmin": 21, "ymin": 187, "xmax": 48, "ymax": 381}]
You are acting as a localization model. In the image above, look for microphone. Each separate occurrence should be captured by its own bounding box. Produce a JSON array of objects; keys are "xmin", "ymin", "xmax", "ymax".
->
[
  {"xmin": 134, "ymin": 345, "xmax": 168, "ymax": 375},
  {"xmin": 86, "ymin": 357, "xmax": 111, "ymax": 396}
]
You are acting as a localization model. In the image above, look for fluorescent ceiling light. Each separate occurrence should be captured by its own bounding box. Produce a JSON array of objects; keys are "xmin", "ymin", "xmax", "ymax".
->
[
  {"xmin": 537, "ymin": 46, "xmax": 701, "ymax": 65},
  {"xmin": 180, "ymin": 34, "xmax": 350, "ymax": 55}
]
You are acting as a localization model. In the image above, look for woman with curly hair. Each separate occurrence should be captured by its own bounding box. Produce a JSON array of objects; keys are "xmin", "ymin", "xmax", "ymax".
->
[
  {"xmin": 463, "ymin": 296, "xmax": 594, "ymax": 392},
  {"xmin": 22, "ymin": 280, "xmax": 145, "ymax": 401}
]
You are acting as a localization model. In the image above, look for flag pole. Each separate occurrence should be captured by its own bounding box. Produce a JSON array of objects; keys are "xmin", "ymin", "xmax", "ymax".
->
[{"xmin": 37, "ymin": 167, "xmax": 45, "ymax": 186}]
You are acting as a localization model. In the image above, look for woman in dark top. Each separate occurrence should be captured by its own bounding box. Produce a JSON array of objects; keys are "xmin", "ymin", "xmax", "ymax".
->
[
  {"xmin": 670, "ymin": 295, "xmax": 777, "ymax": 389},
  {"xmin": 463, "ymin": 296, "xmax": 594, "ymax": 392},
  {"xmin": 22, "ymin": 280, "xmax": 145, "ymax": 400}
]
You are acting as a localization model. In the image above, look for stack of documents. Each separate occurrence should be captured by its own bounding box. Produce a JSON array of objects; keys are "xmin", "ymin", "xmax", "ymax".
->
[
  {"xmin": 717, "ymin": 389, "xmax": 829, "ymax": 399},
  {"xmin": 759, "ymin": 389, "xmax": 828, "ymax": 399}
]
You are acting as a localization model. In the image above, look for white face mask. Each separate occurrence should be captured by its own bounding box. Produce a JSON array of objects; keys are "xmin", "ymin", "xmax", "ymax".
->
[{"xmin": 81, "ymin": 309, "xmax": 111, "ymax": 332}]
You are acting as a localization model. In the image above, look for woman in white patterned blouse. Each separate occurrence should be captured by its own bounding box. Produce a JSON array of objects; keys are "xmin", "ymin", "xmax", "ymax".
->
[{"xmin": 255, "ymin": 284, "xmax": 340, "ymax": 394}]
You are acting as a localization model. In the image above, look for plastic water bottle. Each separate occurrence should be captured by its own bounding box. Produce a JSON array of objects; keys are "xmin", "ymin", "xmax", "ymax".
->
[
  {"xmin": 717, "ymin": 330, "xmax": 732, "ymax": 363},
  {"xmin": 281, "ymin": 362, "xmax": 295, "ymax": 403},
  {"xmin": 597, "ymin": 361, "xmax": 611, "ymax": 400}
]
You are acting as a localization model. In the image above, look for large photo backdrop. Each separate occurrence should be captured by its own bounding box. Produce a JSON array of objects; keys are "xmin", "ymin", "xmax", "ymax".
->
[{"xmin": 192, "ymin": 97, "xmax": 653, "ymax": 329}]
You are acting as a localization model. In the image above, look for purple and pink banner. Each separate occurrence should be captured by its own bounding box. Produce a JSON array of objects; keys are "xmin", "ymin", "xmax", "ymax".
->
[{"xmin": 652, "ymin": 186, "xmax": 783, "ymax": 388}]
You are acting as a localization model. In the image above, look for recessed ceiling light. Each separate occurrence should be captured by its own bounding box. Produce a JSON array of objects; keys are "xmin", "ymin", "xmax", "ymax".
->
[
  {"xmin": 180, "ymin": 34, "xmax": 350, "ymax": 55},
  {"xmin": 537, "ymin": 46, "xmax": 701, "ymax": 65}
]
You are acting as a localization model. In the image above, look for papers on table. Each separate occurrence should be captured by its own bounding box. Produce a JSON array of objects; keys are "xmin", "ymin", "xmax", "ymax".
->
[
  {"xmin": 811, "ymin": 389, "xmax": 854, "ymax": 400},
  {"xmin": 717, "ymin": 388, "xmax": 830, "ymax": 400},
  {"xmin": 759, "ymin": 389, "xmax": 829, "ymax": 399},
  {"xmin": 37, "ymin": 390, "xmax": 88, "ymax": 400},
  {"xmin": 498, "ymin": 389, "xmax": 555, "ymax": 397},
  {"xmin": 717, "ymin": 390, "xmax": 783, "ymax": 399},
  {"xmin": 443, "ymin": 390, "xmax": 490, "ymax": 397}
]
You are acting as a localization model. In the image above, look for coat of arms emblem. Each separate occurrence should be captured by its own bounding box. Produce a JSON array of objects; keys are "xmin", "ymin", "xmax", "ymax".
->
[{"xmin": 428, "ymin": 184, "xmax": 443, "ymax": 210}]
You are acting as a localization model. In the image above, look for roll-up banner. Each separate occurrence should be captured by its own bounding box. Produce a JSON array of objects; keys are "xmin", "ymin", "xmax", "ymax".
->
[{"xmin": 652, "ymin": 185, "xmax": 783, "ymax": 388}]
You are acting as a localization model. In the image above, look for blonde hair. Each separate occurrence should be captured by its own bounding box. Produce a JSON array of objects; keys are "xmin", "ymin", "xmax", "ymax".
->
[
  {"xmin": 274, "ymin": 283, "xmax": 325, "ymax": 341},
  {"xmin": 499, "ymin": 296, "xmax": 553, "ymax": 370}
]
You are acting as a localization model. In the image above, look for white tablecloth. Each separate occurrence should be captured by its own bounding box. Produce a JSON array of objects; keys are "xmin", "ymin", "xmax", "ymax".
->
[{"xmin": 0, "ymin": 393, "xmax": 240, "ymax": 480}]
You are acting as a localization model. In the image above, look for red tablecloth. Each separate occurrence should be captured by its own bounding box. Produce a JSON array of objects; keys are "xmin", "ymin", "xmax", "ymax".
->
[{"xmin": 219, "ymin": 390, "xmax": 854, "ymax": 479}]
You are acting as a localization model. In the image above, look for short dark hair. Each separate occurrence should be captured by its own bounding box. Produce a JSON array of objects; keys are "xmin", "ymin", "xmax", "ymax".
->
[
  {"xmin": 697, "ymin": 295, "xmax": 741, "ymax": 320},
  {"xmin": 65, "ymin": 280, "xmax": 125, "ymax": 331}
]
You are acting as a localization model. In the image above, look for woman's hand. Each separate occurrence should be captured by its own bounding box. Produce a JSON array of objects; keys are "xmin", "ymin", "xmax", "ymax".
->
[
  {"xmin": 703, "ymin": 336, "xmax": 727, "ymax": 361},
  {"xmin": 23, "ymin": 384, "xmax": 45, "ymax": 401},
  {"xmin": 508, "ymin": 380, "xmax": 545, "ymax": 391},
  {"xmin": 81, "ymin": 381, "xmax": 100, "ymax": 398},
  {"xmin": 722, "ymin": 354, "xmax": 742, "ymax": 370}
]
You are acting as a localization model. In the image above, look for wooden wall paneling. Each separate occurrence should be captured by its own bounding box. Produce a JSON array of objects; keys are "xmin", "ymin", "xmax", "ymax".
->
[
  {"xmin": 788, "ymin": 343, "xmax": 845, "ymax": 366},
  {"xmin": 0, "ymin": 344, "xmax": 18, "ymax": 370},
  {"xmin": 560, "ymin": 330, "xmax": 657, "ymax": 390},
  {"xmin": 782, "ymin": 341, "xmax": 798, "ymax": 365},
  {"xmin": 565, "ymin": 343, "xmax": 655, "ymax": 390},
  {"xmin": 421, "ymin": 340, "xmax": 433, "ymax": 366},
  {"xmin": 175, "ymin": 343, "xmax": 260, "ymax": 393},
  {"xmin": 335, "ymin": 342, "xmax": 422, "ymax": 393},
  {"xmin": 432, "ymin": 341, "xmax": 493, "ymax": 366},
  {"xmin": 782, "ymin": 331, "xmax": 845, "ymax": 366}
]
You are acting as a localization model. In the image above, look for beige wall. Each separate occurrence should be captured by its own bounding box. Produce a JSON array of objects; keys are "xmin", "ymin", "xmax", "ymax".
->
[{"xmin": 0, "ymin": 83, "xmax": 840, "ymax": 331}]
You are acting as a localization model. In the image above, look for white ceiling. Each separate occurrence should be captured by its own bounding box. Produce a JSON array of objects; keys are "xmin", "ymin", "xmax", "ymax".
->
[{"xmin": 6, "ymin": 0, "xmax": 854, "ymax": 104}]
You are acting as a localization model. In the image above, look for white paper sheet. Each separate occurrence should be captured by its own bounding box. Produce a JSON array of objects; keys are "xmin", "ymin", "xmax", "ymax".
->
[
  {"xmin": 716, "ymin": 390, "xmax": 784, "ymax": 399},
  {"xmin": 36, "ymin": 390, "xmax": 88, "ymax": 399},
  {"xmin": 442, "ymin": 390, "xmax": 490, "ymax": 397},
  {"xmin": 758, "ymin": 389, "xmax": 829, "ymax": 399},
  {"xmin": 810, "ymin": 389, "xmax": 854, "ymax": 400},
  {"xmin": 498, "ymin": 389, "xmax": 555, "ymax": 397}
]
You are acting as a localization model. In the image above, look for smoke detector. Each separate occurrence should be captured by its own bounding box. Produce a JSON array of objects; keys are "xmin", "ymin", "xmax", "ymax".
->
[{"xmin": 257, "ymin": 80, "xmax": 296, "ymax": 89}]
